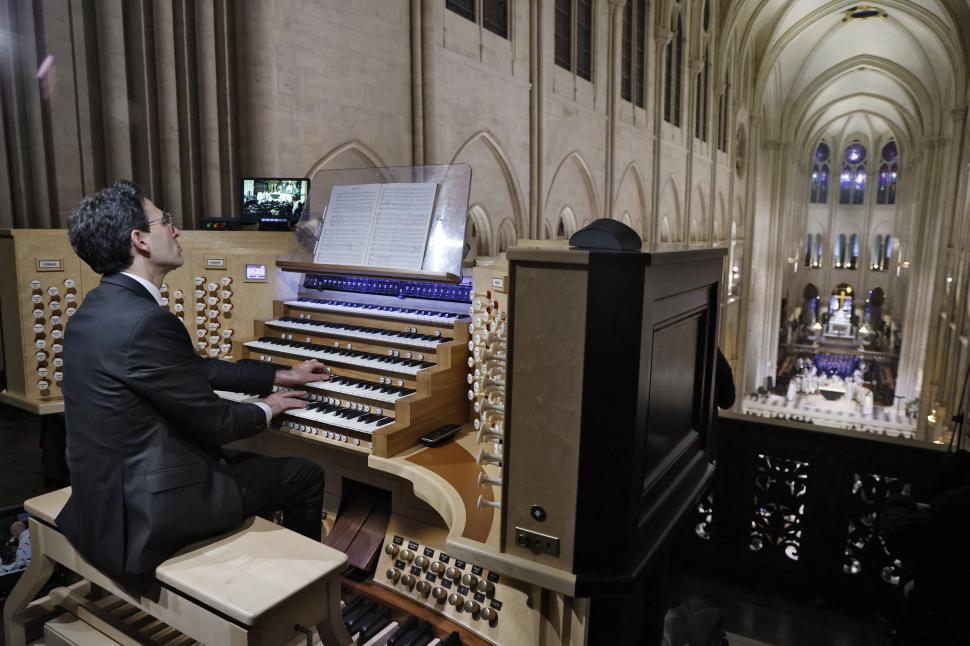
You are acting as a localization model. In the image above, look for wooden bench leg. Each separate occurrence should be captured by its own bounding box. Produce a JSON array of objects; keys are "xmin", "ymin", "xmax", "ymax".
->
[
  {"xmin": 314, "ymin": 577, "xmax": 352, "ymax": 646},
  {"xmin": 2, "ymin": 522, "xmax": 56, "ymax": 646}
]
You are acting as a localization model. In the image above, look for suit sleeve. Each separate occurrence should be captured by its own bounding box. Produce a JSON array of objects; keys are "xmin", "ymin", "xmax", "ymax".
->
[
  {"xmin": 202, "ymin": 356, "xmax": 276, "ymax": 395},
  {"xmin": 123, "ymin": 309, "xmax": 267, "ymax": 446}
]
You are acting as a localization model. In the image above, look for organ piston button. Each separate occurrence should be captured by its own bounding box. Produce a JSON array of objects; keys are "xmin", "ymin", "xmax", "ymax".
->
[
  {"xmin": 429, "ymin": 561, "xmax": 445, "ymax": 575},
  {"xmin": 460, "ymin": 573, "xmax": 478, "ymax": 588},
  {"xmin": 462, "ymin": 600, "xmax": 480, "ymax": 615},
  {"xmin": 431, "ymin": 587, "xmax": 447, "ymax": 603},
  {"xmin": 445, "ymin": 566, "xmax": 460, "ymax": 580},
  {"xmin": 384, "ymin": 543, "xmax": 399, "ymax": 557},
  {"xmin": 477, "ymin": 580, "xmax": 496, "ymax": 596},
  {"xmin": 400, "ymin": 574, "xmax": 416, "ymax": 590},
  {"xmin": 480, "ymin": 607, "xmax": 498, "ymax": 624},
  {"xmin": 385, "ymin": 568, "xmax": 401, "ymax": 583},
  {"xmin": 399, "ymin": 549, "xmax": 414, "ymax": 563},
  {"xmin": 448, "ymin": 593, "xmax": 463, "ymax": 607},
  {"xmin": 415, "ymin": 580, "xmax": 431, "ymax": 597},
  {"xmin": 414, "ymin": 555, "xmax": 429, "ymax": 570}
]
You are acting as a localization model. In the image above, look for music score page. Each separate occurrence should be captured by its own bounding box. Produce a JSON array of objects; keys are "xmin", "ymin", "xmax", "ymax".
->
[{"xmin": 313, "ymin": 182, "xmax": 438, "ymax": 271}]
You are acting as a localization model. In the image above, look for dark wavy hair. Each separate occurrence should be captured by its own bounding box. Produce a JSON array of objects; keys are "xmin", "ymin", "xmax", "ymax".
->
[{"xmin": 68, "ymin": 180, "xmax": 148, "ymax": 275}]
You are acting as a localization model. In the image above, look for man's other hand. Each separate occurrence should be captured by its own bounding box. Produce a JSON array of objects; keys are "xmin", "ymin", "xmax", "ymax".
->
[
  {"xmin": 274, "ymin": 359, "xmax": 332, "ymax": 387},
  {"xmin": 262, "ymin": 389, "xmax": 310, "ymax": 417}
]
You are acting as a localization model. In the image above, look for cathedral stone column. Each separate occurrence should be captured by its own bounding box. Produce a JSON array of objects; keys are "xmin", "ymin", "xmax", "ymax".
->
[
  {"xmin": 741, "ymin": 116, "xmax": 789, "ymax": 395},
  {"xmin": 895, "ymin": 139, "xmax": 948, "ymax": 436},
  {"xmin": 605, "ymin": 0, "xmax": 627, "ymax": 217}
]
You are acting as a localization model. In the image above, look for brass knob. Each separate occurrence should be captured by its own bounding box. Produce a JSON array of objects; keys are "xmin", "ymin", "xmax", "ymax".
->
[
  {"xmin": 384, "ymin": 543, "xmax": 399, "ymax": 557},
  {"xmin": 448, "ymin": 592, "xmax": 463, "ymax": 607},
  {"xmin": 385, "ymin": 568, "xmax": 400, "ymax": 582},
  {"xmin": 414, "ymin": 555, "xmax": 429, "ymax": 570},
  {"xmin": 481, "ymin": 606, "xmax": 498, "ymax": 624},
  {"xmin": 477, "ymin": 579, "xmax": 496, "ymax": 596},
  {"xmin": 445, "ymin": 566, "xmax": 460, "ymax": 580},
  {"xmin": 461, "ymin": 573, "xmax": 479, "ymax": 588},
  {"xmin": 462, "ymin": 599, "xmax": 481, "ymax": 615},
  {"xmin": 429, "ymin": 561, "xmax": 445, "ymax": 575},
  {"xmin": 400, "ymin": 574, "xmax": 416, "ymax": 589},
  {"xmin": 400, "ymin": 549, "xmax": 414, "ymax": 562},
  {"xmin": 415, "ymin": 580, "xmax": 431, "ymax": 596},
  {"xmin": 431, "ymin": 586, "xmax": 447, "ymax": 602}
]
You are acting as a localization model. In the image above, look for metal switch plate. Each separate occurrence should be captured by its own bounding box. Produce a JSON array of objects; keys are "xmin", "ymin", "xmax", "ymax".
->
[{"xmin": 514, "ymin": 527, "xmax": 560, "ymax": 556}]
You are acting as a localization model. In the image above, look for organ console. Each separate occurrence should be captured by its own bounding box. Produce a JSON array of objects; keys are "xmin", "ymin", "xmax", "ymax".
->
[{"xmin": 2, "ymin": 223, "xmax": 725, "ymax": 644}]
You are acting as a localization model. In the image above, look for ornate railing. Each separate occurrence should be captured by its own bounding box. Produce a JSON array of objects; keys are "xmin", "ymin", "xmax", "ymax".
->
[{"xmin": 687, "ymin": 412, "xmax": 946, "ymax": 608}]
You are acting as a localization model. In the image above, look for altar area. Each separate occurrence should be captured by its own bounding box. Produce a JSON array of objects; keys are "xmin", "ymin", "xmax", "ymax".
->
[
  {"xmin": 746, "ymin": 351, "xmax": 917, "ymax": 438},
  {"xmin": 741, "ymin": 392, "xmax": 916, "ymax": 438}
]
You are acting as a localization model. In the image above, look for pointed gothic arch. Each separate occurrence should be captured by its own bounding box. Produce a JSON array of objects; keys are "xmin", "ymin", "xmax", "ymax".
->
[
  {"xmin": 658, "ymin": 175, "xmax": 682, "ymax": 241},
  {"xmin": 450, "ymin": 130, "xmax": 528, "ymax": 237},
  {"xmin": 464, "ymin": 203, "xmax": 493, "ymax": 264},
  {"xmin": 545, "ymin": 151, "xmax": 601, "ymax": 236},
  {"xmin": 306, "ymin": 140, "xmax": 389, "ymax": 176},
  {"xmin": 614, "ymin": 161, "xmax": 648, "ymax": 236}
]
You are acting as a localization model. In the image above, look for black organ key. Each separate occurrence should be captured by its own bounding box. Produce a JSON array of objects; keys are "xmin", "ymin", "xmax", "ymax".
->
[
  {"xmin": 347, "ymin": 600, "xmax": 383, "ymax": 635},
  {"xmin": 386, "ymin": 616, "xmax": 419, "ymax": 645},
  {"xmin": 358, "ymin": 606, "xmax": 392, "ymax": 641},
  {"xmin": 402, "ymin": 623, "xmax": 435, "ymax": 646},
  {"xmin": 341, "ymin": 595, "xmax": 364, "ymax": 618},
  {"xmin": 439, "ymin": 632, "xmax": 462, "ymax": 645},
  {"xmin": 342, "ymin": 598, "xmax": 373, "ymax": 628}
]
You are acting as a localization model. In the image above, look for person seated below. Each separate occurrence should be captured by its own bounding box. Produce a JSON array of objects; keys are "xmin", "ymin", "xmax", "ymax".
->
[{"xmin": 58, "ymin": 180, "xmax": 329, "ymax": 588}]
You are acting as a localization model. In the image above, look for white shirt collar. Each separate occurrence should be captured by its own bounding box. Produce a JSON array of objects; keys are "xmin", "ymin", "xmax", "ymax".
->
[{"xmin": 120, "ymin": 272, "xmax": 164, "ymax": 306}]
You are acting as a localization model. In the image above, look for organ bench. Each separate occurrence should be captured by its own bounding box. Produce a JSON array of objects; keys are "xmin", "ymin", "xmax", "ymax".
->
[{"xmin": 2, "ymin": 488, "xmax": 352, "ymax": 646}]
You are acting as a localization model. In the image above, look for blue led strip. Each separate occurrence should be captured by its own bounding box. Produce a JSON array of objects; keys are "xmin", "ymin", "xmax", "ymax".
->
[{"xmin": 304, "ymin": 274, "xmax": 472, "ymax": 304}]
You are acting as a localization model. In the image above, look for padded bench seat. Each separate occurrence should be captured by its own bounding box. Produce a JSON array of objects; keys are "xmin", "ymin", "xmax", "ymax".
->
[{"xmin": 3, "ymin": 487, "xmax": 352, "ymax": 646}]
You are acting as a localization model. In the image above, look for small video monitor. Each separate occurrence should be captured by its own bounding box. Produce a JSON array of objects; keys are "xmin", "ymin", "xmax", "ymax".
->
[
  {"xmin": 245, "ymin": 263, "xmax": 267, "ymax": 282},
  {"xmin": 240, "ymin": 178, "xmax": 310, "ymax": 225}
]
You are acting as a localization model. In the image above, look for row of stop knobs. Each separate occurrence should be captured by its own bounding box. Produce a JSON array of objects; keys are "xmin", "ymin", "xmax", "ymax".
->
[{"xmin": 384, "ymin": 544, "xmax": 498, "ymax": 623}]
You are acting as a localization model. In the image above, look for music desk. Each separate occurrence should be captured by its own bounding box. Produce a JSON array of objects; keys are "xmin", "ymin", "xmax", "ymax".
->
[{"xmin": 3, "ymin": 488, "xmax": 353, "ymax": 646}]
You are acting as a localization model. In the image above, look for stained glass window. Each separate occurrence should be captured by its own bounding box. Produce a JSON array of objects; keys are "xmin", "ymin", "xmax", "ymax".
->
[
  {"xmin": 556, "ymin": 0, "xmax": 593, "ymax": 81},
  {"xmin": 622, "ymin": 0, "xmax": 649, "ymax": 107},
  {"xmin": 871, "ymin": 235, "xmax": 883, "ymax": 270},
  {"xmin": 811, "ymin": 142, "xmax": 830, "ymax": 204},
  {"xmin": 664, "ymin": 13, "xmax": 684, "ymax": 126},
  {"xmin": 840, "ymin": 142, "xmax": 867, "ymax": 205},
  {"xmin": 695, "ymin": 45, "xmax": 710, "ymax": 141},
  {"xmin": 877, "ymin": 141, "xmax": 898, "ymax": 205}
]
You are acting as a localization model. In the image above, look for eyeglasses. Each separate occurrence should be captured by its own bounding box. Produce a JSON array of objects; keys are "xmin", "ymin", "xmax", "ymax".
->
[{"xmin": 147, "ymin": 212, "xmax": 175, "ymax": 229}]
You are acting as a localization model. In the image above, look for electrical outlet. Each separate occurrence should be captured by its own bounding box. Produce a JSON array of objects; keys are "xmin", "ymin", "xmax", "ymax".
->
[{"xmin": 514, "ymin": 527, "xmax": 560, "ymax": 556}]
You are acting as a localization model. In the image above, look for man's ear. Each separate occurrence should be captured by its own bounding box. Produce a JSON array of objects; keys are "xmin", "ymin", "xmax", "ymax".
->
[{"xmin": 131, "ymin": 228, "xmax": 151, "ymax": 255}]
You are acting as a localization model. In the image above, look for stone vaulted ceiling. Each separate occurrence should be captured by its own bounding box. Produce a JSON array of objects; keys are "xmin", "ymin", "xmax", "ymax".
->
[{"xmin": 724, "ymin": 0, "xmax": 970, "ymax": 157}]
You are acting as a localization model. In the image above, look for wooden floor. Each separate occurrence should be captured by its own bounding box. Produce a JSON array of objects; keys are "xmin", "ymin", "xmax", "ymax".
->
[
  {"xmin": 667, "ymin": 570, "xmax": 894, "ymax": 646},
  {"xmin": 0, "ymin": 400, "xmax": 896, "ymax": 646}
]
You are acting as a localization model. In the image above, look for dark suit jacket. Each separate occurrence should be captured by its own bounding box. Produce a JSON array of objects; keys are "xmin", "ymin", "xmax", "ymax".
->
[{"xmin": 57, "ymin": 273, "xmax": 276, "ymax": 578}]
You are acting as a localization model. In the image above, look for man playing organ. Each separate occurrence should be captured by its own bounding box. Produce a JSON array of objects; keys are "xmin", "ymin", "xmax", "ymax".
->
[{"xmin": 57, "ymin": 180, "xmax": 332, "ymax": 587}]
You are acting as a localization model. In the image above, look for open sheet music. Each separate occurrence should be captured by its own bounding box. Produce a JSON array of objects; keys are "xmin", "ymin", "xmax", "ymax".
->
[{"xmin": 313, "ymin": 182, "xmax": 439, "ymax": 271}]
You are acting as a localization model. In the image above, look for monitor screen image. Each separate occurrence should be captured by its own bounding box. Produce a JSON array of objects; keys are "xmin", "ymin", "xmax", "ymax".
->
[{"xmin": 241, "ymin": 178, "xmax": 309, "ymax": 223}]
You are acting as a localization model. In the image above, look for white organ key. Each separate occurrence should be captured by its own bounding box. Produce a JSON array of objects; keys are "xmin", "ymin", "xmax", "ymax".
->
[
  {"xmin": 244, "ymin": 339, "xmax": 431, "ymax": 376},
  {"xmin": 284, "ymin": 404, "xmax": 394, "ymax": 435},
  {"xmin": 305, "ymin": 378, "xmax": 414, "ymax": 404},
  {"xmin": 284, "ymin": 298, "xmax": 466, "ymax": 326},
  {"xmin": 213, "ymin": 389, "xmax": 261, "ymax": 404},
  {"xmin": 266, "ymin": 318, "xmax": 447, "ymax": 350}
]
